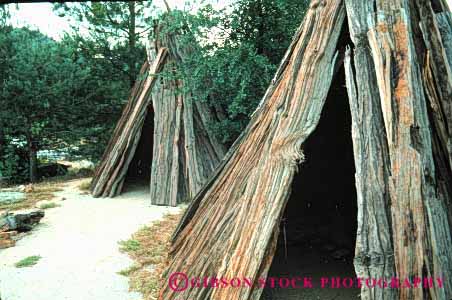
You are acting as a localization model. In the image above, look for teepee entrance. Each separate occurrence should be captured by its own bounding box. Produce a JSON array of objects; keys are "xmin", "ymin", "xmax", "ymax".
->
[
  {"xmin": 263, "ymin": 65, "xmax": 359, "ymax": 299},
  {"xmin": 123, "ymin": 106, "xmax": 154, "ymax": 192}
]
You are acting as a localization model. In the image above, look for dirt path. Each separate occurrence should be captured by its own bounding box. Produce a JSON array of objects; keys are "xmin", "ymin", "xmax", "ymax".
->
[{"xmin": 0, "ymin": 179, "xmax": 180, "ymax": 300}]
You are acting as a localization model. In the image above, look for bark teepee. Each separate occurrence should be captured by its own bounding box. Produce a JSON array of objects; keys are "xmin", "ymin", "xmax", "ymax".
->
[
  {"xmin": 159, "ymin": 0, "xmax": 452, "ymax": 299},
  {"xmin": 90, "ymin": 21, "xmax": 226, "ymax": 206}
]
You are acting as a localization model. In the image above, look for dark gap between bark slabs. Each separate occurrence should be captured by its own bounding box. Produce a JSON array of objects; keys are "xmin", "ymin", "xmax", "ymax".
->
[
  {"xmin": 262, "ymin": 61, "xmax": 359, "ymax": 300},
  {"xmin": 123, "ymin": 105, "xmax": 154, "ymax": 193}
]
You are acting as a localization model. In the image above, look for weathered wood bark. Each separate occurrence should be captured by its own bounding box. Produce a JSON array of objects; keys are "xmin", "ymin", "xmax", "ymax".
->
[
  {"xmin": 160, "ymin": 1, "xmax": 346, "ymax": 299},
  {"xmin": 160, "ymin": 0, "xmax": 452, "ymax": 300},
  {"xmin": 344, "ymin": 32, "xmax": 396, "ymax": 300},
  {"xmin": 148, "ymin": 27, "xmax": 226, "ymax": 206},
  {"xmin": 357, "ymin": 2, "xmax": 452, "ymax": 299},
  {"xmin": 345, "ymin": 2, "xmax": 452, "ymax": 300},
  {"xmin": 91, "ymin": 27, "xmax": 226, "ymax": 206},
  {"xmin": 91, "ymin": 49, "xmax": 167, "ymax": 198},
  {"xmin": 429, "ymin": 12, "xmax": 452, "ymax": 227}
]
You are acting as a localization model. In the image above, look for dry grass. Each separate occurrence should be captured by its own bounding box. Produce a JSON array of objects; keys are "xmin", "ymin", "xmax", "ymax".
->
[
  {"xmin": 77, "ymin": 179, "xmax": 92, "ymax": 192},
  {"xmin": 118, "ymin": 212, "xmax": 183, "ymax": 300},
  {"xmin": 0, "ymin": 181, "xmax": 63, "ymax": 211}
]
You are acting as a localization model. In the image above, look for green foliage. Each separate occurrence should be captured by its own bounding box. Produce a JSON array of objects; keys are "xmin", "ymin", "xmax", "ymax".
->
[
  {"xmin": 117, "ymin": 264, "xmax": 141, "ymax": 276},
  {"xmin": 0, "ymin": 26, "xmax": 133, "ymax": 183},
  {"xmin": 158, "ymin": 1, "xmax": 308, "ymax": 145},
  {"xmin": 229, "ymin": 0, "xmax": 308, "ymax": 65},
  {"xmin": 53, "ymin": 1, "xmax": 150, "ymax": 87},
  {"xmin": 51, "ymin": 2, "xmax": 152, "ymax": 161},
  {"xmin": 185, "ymin": 42, "xmax": 275, "ymax": 144},
  {"xmin": 15, "ymin": 255, "xmax": 42, "ymax": 268},
  {"xmin": 0, "ymin": 4, "xmax": 11, "ymax": 26},
  {"xmin": 118, "ymin": 239, "xmax": 141, "ymax": 252},
  {"xmin": 0, "ymin": 138, "xmax": 29, "ymax": 184},
  {"xmin": 55, "ymin": 34, "xmax": 130, "ymax": 161},
  {"xmin": 0, "ymin": 27, "xmax": 90, "ymax": 182},
  {"xmin": 0, "ymin": 1, "xmax": 309, "ymax": 184}
]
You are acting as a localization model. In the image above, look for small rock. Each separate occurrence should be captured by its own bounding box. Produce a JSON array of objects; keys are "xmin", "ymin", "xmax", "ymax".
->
[
  {"xmin": 0, "ymin": 212, "xmax": 9, "ymax": 231},
  {"xmin": 0, "ymin": 192, "xmax": 25, "ymax": 205},
  {"xmin": 0, "ymin": 209, "xmax": 44, "ymax": 232}
]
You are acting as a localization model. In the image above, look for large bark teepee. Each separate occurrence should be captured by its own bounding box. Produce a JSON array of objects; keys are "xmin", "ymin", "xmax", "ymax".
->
[
  {"xmin": 90, "ymin": 23, "xmax": 226, "ymax": 206},
  {"xmin": 159, "ymin": 0, "xmax": 452, "ymax": 299}
]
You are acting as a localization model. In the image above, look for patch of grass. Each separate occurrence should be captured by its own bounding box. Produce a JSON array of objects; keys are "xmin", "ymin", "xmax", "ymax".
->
[
  {"xmin": 77, "ymin": 179, "xmax": 92, "ymax": 191},
  {"xmin": 39, "ymin": 202, "xmax": 60, "ymax": 209},
  {"xmin": 119, "ymin": 212, "xmax": 184, "ymax": 300},
  {"xmin": 119, "ymin": 239, "xmax": 141, "ymax": 252},
  {"xmin": 117, "ymin": 264, "xmax": 141, "ymax": 276},
  {"xmin": 14, "ymin": 255, "xmax": 41, "ymax": 268},
  {"xmin": 0, "ymin": 181, "xmax": 63, "ymax": 211}
]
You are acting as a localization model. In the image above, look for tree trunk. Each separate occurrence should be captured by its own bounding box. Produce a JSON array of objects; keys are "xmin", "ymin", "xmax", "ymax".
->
[
  {"xmin": 0, "ymin": 123, "xmax": 4, "ymax": 155},
  {"xmin": 27, "ymin": 134, "xmax": 38, "ymax": 183},
  {"xmin": 0, "ymin": 123, "xmax": 5, "ymax": 185},
  {"xmin": 128, "ymin": 1, "xmax": 136, "ymax": 88}
]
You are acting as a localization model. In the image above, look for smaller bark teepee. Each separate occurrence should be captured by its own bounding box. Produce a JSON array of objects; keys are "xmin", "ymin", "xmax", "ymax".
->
[
  {"xmin": 90, "ymin": 20, "xmax": 226, "ymax": 206},
  {"xmin": 159, "ymin": 1, "xmax": 452, "ymax": 300}
]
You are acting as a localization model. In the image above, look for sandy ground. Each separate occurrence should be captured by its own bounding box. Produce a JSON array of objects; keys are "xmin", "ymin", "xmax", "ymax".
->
[{"xmin": 0, "ymin": 179, "xmax": 180, "ymax": 300}]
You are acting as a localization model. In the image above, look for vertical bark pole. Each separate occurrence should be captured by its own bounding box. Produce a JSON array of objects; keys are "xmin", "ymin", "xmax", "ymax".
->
[
  {"xmin": 183, "ymin": 97, "xmax": 226, "ymax": 198},
  {"xmin": 423, "ymin": 11, "xmax": 452, "ymax": 241},
  {"xmin": 363, "ymin": 1, "xmax": 452, "ymax": 299},
  {"xmin": 182, "ymin": 96, "xmax": 205, "ymax": 197},
  {"xmin": 436, "ymin": 11, "xmax": 452, "ymax": 136},
  {"xmin": 149, "ymin": 74, "xmax": 187, "ymax": 206},
  {"xmin": 344, "ymin": 3, "xmax": 396, "ymax": 297}
]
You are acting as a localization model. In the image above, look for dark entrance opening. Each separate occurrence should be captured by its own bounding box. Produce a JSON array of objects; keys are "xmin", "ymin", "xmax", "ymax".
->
[
  {"xmin": 123, "ymin": 106, "xmax": 154, "ymax": 193},
  {"xmin": 262, "ymin": 64, "xmax": 358, "ymax": 299}
]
